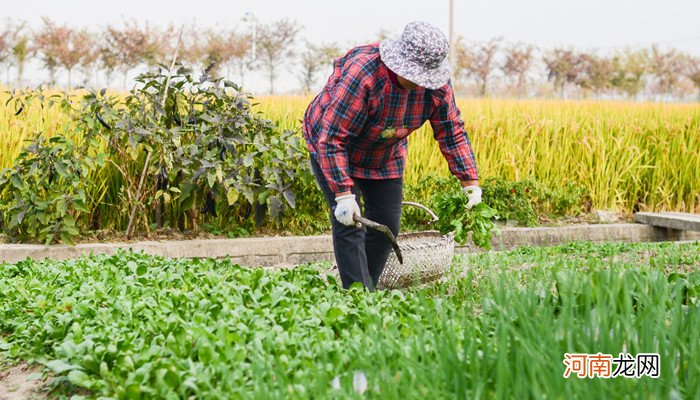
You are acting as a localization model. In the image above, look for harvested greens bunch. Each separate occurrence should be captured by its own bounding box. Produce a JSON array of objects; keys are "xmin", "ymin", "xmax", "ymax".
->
[{"xmin": 433, "ymin": 189, "xmax": 500, "ymax": 249}]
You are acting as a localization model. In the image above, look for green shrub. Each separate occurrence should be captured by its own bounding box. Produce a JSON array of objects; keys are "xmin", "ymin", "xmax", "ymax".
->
[
  {"xmin": 0, "ymin": 136, "xmax": 101, "ymax": 244},
  {"xmin": 2, "ymin": 65, "xmax": 310, "ymax": 242},
  {"xmin": 481, "ymin": 177, "xmax": 539, "ymax": 226},
  {"xmin": 481, "ymin": 177, "xmax": 590, "ymax": 226},
  {"xmin": 399, "ymin": 176, "xmax": 589, "ymax": 233}
]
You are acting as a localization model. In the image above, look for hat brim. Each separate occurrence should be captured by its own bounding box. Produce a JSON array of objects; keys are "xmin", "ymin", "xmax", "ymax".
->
[{"xmin": 379, "ymin": 38, "xmax": 451, "ymax": 90}]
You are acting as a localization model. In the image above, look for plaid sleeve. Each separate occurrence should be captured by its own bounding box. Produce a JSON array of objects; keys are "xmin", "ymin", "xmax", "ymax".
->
[
  {"xmin": 316, "ymin": 60, "xmax": 370, "ymax": 194},
  {"xmin": 429, "ymin": 82, "xmax": 479, "ymax": 181}
]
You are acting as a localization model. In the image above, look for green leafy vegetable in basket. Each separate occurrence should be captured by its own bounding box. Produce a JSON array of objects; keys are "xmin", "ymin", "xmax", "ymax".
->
[{"xmin": 433, "ymin": 189, "xmax": 500, "ymax": 249}]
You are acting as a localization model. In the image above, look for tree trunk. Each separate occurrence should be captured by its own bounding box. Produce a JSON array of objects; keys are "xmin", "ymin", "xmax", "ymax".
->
[
  {"xmin": 105, "ymin": 70, "xmax": 113, "ymax": 88},
  {"xmin": 268, "ymin": 61, "xmax": 275, "ymax": 94},
  {"xmin": 239, "ymin": 64, "xmax": 246, "ymax": 88},
  {"xmin": 517, "ymin": 75, "xmax": 526, "ymax": 98},
  {"xmin": 16, "ymin": 63, "xmax": 24, "ymax": 87},
  {"xmin": 68, "ymin": 68, "xmax": 72, "ymax": 90},
  {"xmin": 479, "ymin": 79, "xmax": 487, "ymax": 97}
]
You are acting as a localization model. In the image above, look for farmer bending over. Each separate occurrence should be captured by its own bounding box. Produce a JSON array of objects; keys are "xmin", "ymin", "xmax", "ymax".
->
[{"xmin": 302, "ymin": 21, "xmax": 481, "ymax": 290}]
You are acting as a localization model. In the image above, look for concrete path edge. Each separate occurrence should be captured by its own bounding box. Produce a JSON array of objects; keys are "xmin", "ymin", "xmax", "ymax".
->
[{"xmin": 1, "ymin": 223, "xmax": 698, "ymax": 267}]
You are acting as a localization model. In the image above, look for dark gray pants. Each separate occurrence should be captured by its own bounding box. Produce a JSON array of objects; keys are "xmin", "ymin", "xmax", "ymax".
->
[{"xmin": 309, "ymin": 156, "xmax": 402, "ymax": 290}]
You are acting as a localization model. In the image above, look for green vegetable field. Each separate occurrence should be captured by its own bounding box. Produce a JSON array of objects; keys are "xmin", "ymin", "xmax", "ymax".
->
[
  {"xmin": 2, "ymin": 241, "xmax": 699, "ymax": 399},
  {"xmin": 1, "ymin": 8, "xmax": 699, "ymax": 400}
]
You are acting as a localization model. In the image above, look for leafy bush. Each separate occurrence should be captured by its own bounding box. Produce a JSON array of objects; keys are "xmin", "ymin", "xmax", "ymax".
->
[
  {"xmin": 480, "ymin": 177, "xmax": 590, "ymax": 226},
  {"xmin": 480, "ymin": 177, "xmax": 538, "ymax": 226},
  {"xmin": 87, "ymin": 64, "xmax": 307, "ymax": 234},
  {"xmin": 543, "ymin": 181, "xmax": 590, "ymax": 216},
  {"xmin": 2, "ymin": 64, "xmax": 310, "ymax": 242},
  {"xmin": 401, "ymin": 176, "xmax": 588, "ymax": 233},
  {"xmin": 0, "ymin": 136, "xmax": 102, "ymax": 244}
]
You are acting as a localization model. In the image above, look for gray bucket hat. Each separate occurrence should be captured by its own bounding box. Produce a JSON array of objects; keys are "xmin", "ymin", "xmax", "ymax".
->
[{"xmin": 379, "ymin": 21, "xmax": 451, "ymax": 90}]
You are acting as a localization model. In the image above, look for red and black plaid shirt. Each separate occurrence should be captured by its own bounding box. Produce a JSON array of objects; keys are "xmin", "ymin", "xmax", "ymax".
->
[{"xmin": 302, "ymin": 43, "xmax": 479, "ymax": 194}]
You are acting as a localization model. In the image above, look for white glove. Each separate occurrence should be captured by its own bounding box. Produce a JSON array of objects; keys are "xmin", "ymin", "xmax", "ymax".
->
[
  {"xmin": 334, "ymin": 194, "xmax": 362, "ymax": 227},
  {"xmin": 462, "ymin": 185, "xmax": 482, "ymax": 209}
]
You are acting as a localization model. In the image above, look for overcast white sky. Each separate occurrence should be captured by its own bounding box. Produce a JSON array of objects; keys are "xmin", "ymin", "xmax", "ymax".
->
[{"xmin": 4, "ymin": 0, "xmax": 700, "ymax": 93}]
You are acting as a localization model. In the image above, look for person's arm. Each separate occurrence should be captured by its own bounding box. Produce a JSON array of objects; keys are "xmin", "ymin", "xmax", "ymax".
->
[
  {"xmin": 428, "ymin": 81, "xmax": 479, "ymax": 186},
  {"xmin": 316, "ymin": 61, "xmax": 370, "ymax": 196}
]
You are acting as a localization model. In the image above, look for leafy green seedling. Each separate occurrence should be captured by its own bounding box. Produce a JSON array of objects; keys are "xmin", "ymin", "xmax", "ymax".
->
[{"xmin": 433, "ymin": 189, "xmax": 500, "ymax": 249}]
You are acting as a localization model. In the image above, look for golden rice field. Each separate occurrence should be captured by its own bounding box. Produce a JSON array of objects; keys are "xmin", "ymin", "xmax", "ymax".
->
[
  {"xmin": 255, "ymin": 96, "xmax": 700, "ymax": 213},
  {"xmin": 2, "ymin": 91, "xmax": 699, "ymax": 214}
]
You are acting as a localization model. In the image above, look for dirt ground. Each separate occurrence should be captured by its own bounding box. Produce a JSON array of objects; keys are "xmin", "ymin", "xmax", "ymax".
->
[{"xmin": 0, "ymin": 363, "xmax": 46, "ymax": 400}]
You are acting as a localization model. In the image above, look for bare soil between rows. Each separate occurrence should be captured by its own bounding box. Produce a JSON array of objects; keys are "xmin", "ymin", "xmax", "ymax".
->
[{"xmin": 0, "ymin": 363, "xmax": 45, "ymax": 400}]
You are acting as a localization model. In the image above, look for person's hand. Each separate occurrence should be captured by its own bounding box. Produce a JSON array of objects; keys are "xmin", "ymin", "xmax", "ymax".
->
[
  {"xmin": 334, "ymin": 194, "xmax": 362, "ymax": 227},
  {"xmin": 462, "ymin": 185, "xmax": 482, "ymax": 209}
]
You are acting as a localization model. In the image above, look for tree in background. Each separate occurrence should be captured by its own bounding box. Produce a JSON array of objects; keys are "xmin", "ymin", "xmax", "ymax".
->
[
  {"xmin": 455, "ymin": 37, "xmax": 501, "ymax": 97},
  {"xmin": 69, "ymin": 30, "xmax": 95, "ymax": 88},
  {"xmin": 298, "ymin": 41, "xmax": 341, "ymax": 94},
  {"xmin": 544, "ymin": 48, "xmax": 579, "ymax": 97},
  {"xmin": 79, "ymin": 33, "xmax": 101, "ymax": 87},
  {"xmin": 318, "ymin": 43, "xmax": 342, "ymax": 68},
  {"xmin": 176, "ymin": 25, "xmax": 205, "ymax": 69},
  {"xmin": 685, "ymin": 56, "xmax": 700, "ymax": 100},
  {"xmin": 202, "ymin": 30, "xmax": 230, "ymax": 77},
  {"xmin": 0, "ymin": 17, "xmax": 698, "ymax": 100},
  {"xmin": 104, "ymin": 22, "xmax": 153, "ymax": 89},
  {"xmin": 9, "ymin": 21, "xmax": 30, "ymax": 86},
  {"xmin": 33, "ymin": 18, "xmax": 63, "ymax": 85},
  {"xmin": 501, "ymin": 43, "xmax": 534, "ymax": 97},
  {"xmin": 472, "ymin": 37, "xmax": 502, "ymax": 96},
  {"xmin": 55, "ymin": 27, "xmax": 93, "ymax": 89},
  {"xmin": 256, "ymin": 18, "xmax": 301, "ymax": 94},
  {"xmin": 98, "ymin": 38, "xmax": 119, "ymax": 88},
  {"xmin": 202, "ymin": 29, "xmax": 252, "ymax": 82},
  {"xmin": 141, "ymin": 24, "xmax": 165, "ymax": 69},
  {"xmin": 0, "ymin": 24, "xmax": 11, "ymax": 85},
  {"xmin": 650, "ymin": 46, "xmax": 686, "ymax": 98},
  {"xmin": 610, "ymin": 49, "xmax": 649, "ymax": 99},
  {"xmin": 227, "ymin": 31, "xmax": 253, "ymax": 87},
  {"xmin": 590, "ymin": 55, "xmax": 616, "ymax": 96},
  {"xmin": 575, "ymin": 52, "xmax": 615, "ymax": 97},
  {"xmin": 33, "ymin": 19, "xmax": 97, "ymax": 88},
  {"xmin": 297, "ymin": 41, "xmax": 319, "ymax": 94}
]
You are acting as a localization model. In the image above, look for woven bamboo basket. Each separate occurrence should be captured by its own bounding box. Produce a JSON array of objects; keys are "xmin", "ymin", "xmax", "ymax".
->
[
  {"xmin": 328, "ymin": 202, "xmax": 456, "ymax": 289},
  {"xmin": 376, "ymin": 229, "xmax": 455, "ymax": 289}
]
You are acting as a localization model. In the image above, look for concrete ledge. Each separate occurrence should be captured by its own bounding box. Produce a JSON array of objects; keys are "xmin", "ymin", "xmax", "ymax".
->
[
  {"xmin": 457, "ymin": 223, "xmax": 700, "ymax": 253},
  {"xmin": 1, "ymin": 223, "xmax": 698, "ymax": 267},
  {"xmin": 635, "ymin": 212, "xmax": 700, "ymax": 232}
]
